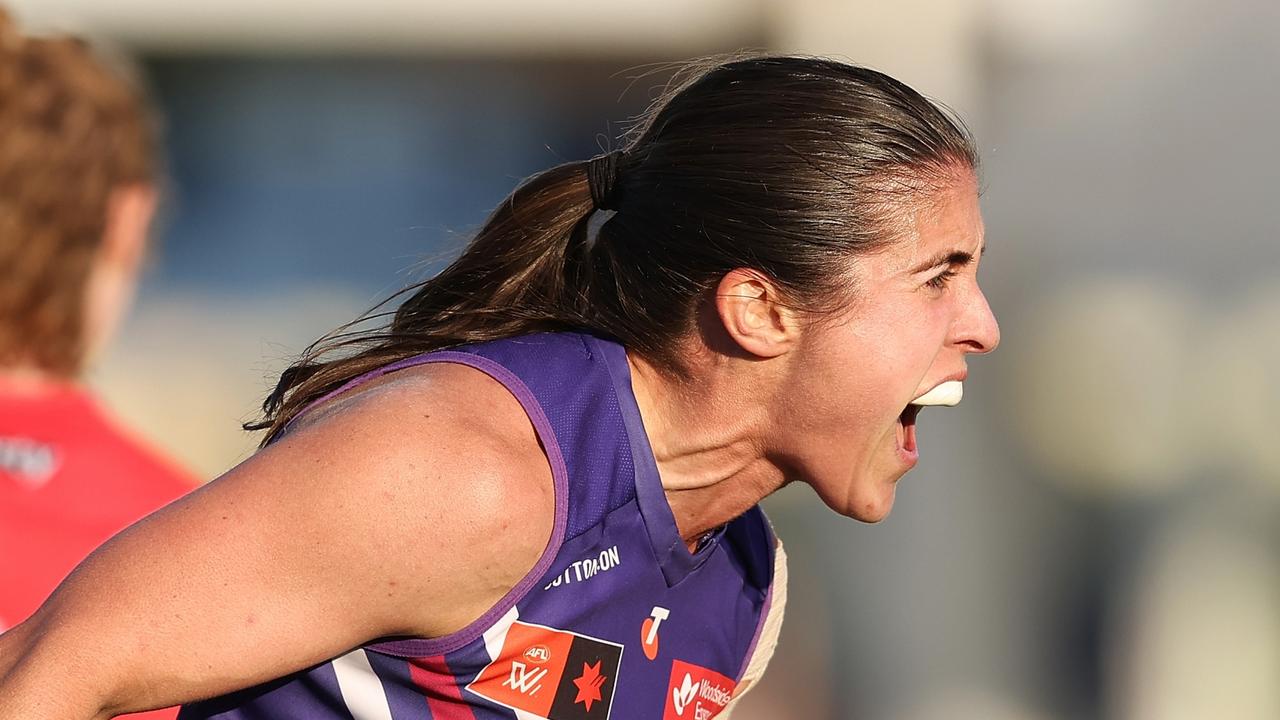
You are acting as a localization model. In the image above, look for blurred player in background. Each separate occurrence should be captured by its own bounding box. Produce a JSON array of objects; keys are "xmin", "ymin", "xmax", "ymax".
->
[
  {"xmin": 0, "ymin": 55, "xmax": 997, "ymax": 719},
  {"xmin": 0, "ymin": 11, "xmax": 194, "ymax": 718}
]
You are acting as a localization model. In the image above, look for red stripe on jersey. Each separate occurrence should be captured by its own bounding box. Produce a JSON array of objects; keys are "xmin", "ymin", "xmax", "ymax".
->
[{"xmin": 410, "ymin": 656, "xmax": 479, "ymax": 720}]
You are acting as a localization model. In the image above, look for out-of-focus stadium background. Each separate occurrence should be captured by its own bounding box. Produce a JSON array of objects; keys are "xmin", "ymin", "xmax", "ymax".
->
[{"xmin": 9, "ymin": 1, "xmax": 1278, "ymax": 718}]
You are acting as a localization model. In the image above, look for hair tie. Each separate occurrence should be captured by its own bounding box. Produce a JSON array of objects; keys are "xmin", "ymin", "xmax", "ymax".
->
[{"xmin": 586, "ymin": 150, "xmax": 623, "ymax": 211}]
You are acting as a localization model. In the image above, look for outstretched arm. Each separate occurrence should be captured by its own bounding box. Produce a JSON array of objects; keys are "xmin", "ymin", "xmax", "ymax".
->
[{"xmin": 0, "ymin": 363, "xmax": 555, "ymax": 719}]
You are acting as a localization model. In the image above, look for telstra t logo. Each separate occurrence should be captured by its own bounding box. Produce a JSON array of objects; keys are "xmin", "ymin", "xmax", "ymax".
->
[{"xmin": 641, "ymin": 606, "xmax": 670, "ymax": 660}]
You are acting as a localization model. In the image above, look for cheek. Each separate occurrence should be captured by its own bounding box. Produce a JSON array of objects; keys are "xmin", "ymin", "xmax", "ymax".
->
[
  {"xmin": 846, "ymin": 316, "xmax": 936, "ymax": 394},
  {"xmin": 794, "ymin": 297, "xmax": 949, "ymax": 429},
  {"xmin": 879, "ymin": 303, "xmax": 953, "ymax": 377},
  {"xmin": 796, "ymin": 326, "xmax": 903, "ymax": 427}
]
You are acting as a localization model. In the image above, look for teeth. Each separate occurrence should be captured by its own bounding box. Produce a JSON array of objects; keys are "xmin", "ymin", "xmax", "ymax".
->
[{"xmin": 911, "ymin": 380, "xmax": 963, "ymax": 407}]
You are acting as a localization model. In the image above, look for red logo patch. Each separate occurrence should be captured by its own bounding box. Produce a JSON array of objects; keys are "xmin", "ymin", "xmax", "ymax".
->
[
  {"xmin": 466, "ymin": 620, "xmax": 623, "ymax": 720},
  {"xmin": 663, "ymin": 659, "xmax": 736, "ymax": 720}
]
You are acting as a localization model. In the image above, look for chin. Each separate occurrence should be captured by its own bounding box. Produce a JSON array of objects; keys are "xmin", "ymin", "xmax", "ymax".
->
[
  {"xmin": 818, "ymin": 481, "xmax": 898, "ymax": 523},
  {"xmin": 849, "ymin": 493, "xmax": 896, "ymax": 523},
  {"xmin": 802, "ymin": 446, "xmax": 908, "ymax": 523}
]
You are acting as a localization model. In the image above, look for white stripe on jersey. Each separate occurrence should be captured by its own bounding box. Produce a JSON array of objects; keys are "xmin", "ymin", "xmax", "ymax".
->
[
  {"xmin": 333, "ymin": 648, "xmax": 394, "ymax": 720},
  {"xmin": 721, "ymin": 537, "xmax": 789, "ymax": 718},
  {"xmin": 482, "ymin": 605, "xmax": 520, "ymax": 661}
]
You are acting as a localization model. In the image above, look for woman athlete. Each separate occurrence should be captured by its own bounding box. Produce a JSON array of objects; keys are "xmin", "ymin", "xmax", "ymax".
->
[{"xmin": 0, "ymin": 55, "xmax": 998, "ymax": 719}]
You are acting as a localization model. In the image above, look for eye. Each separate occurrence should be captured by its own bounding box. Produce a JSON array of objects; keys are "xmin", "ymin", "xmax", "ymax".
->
[{"xmin": 925, "ymin": 269, "xmax": 958, "ymax": 291}]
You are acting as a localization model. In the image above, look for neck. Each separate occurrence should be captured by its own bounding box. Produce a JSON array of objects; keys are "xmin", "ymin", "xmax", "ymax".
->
[
  {"xmin": 627, "ymin": 351, "xmax": 786, "ymax": 548},
  {"xmin": 0, "ymin": 366, "xmax": 78, "ymax": 396}
]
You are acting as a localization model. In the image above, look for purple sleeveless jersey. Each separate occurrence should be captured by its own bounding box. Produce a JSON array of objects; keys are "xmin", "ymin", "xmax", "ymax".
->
[{"xmin": 180, "ymin": 332, "xmax": 776, "ymax": 720}]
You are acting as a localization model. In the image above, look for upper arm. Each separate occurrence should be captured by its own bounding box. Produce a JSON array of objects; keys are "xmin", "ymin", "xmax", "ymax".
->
[{"xmin": 2, "ymin": 362, "xmax": 556, "ymax": 717}]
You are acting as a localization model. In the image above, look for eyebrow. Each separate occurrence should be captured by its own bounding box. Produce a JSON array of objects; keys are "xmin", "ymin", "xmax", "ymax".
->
[{"xmin": 909, "ymin": 244, "xmax": 986, "ymax": 274}]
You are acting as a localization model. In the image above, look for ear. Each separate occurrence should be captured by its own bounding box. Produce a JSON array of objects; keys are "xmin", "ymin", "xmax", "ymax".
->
[
  {"xmin": 713, "ymin": 268, "xmax": 798, "ymax": 359},
  {"xmin": 101, "ymin": 184, "xmax": 157, "ymax": 270}
]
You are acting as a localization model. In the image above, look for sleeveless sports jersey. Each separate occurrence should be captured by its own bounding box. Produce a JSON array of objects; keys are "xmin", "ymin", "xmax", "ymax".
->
[{"xmin": 180, "ymin": 332, "xmax": 781, "ymax": 720}]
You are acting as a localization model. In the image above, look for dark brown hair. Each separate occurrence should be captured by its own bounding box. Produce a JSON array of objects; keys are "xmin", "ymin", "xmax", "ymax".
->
[
  {"xmin": 0, "ymin": 9, "xmax": 157, "ymax": 376},
  {"xmin": 251, "ymin": 55, "xmax": 978, "ymax": 442}
]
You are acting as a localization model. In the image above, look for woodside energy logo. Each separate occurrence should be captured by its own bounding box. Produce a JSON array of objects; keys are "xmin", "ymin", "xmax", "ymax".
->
[{"xmin": 663, "ymin": 659, "xmax": 736, "ymax": 720}]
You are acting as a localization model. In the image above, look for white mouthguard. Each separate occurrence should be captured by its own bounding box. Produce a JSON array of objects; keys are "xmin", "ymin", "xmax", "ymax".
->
[{"xmin": 911, "ymin": 380, "xmax": 963, "ymax": 407}]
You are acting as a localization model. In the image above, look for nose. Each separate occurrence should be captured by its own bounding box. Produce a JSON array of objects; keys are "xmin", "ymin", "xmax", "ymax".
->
[{"xmin": 956, "ymin": 283, "xmax": 1000, "ymax": 354}]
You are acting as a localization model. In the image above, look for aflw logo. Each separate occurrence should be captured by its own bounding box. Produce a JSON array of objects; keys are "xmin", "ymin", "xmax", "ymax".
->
[{"xmin": 502, "ymin": 661, "xmax": 548, "ymax": 696}]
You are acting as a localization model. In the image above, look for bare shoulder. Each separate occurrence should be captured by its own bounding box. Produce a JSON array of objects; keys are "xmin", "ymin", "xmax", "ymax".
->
[
  {"xmin": 230, "ymin": 360, "xmax": 557, "ymax": 638},
  {"xmin": 288, "ymin": 360, "xmax": 552, "ymax": 486}
]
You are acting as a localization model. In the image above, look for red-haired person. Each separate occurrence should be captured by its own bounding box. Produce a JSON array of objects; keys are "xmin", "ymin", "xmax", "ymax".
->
[{"xmin": 0, "ymin": 12, "xmax": 194, "ymax": 719}]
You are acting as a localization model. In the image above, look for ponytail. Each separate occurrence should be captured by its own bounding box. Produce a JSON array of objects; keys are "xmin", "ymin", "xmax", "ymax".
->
[{"xmin": 249, "ymin": 158, "xmax": 605, "ymax": 443}]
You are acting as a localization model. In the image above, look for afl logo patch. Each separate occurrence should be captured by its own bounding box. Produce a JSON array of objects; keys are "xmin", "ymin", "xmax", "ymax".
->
[{"xmin": 467, "ymin": 620, "xmax": 623, "ymax": 719}]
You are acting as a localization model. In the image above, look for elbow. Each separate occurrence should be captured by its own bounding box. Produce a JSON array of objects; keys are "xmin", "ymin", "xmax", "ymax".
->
[{"xmin": 0, "ymin": 618, "xmax": 124, "ymax": 720}]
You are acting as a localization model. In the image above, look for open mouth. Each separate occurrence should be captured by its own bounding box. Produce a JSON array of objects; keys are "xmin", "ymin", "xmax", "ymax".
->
[
  {"xmin": 895, "ymin": 381, "xmax": 964, "ymax": 460},
  {"xmin": 897, "ymin": 403, "xmax": 922, "ymax": 454}
]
